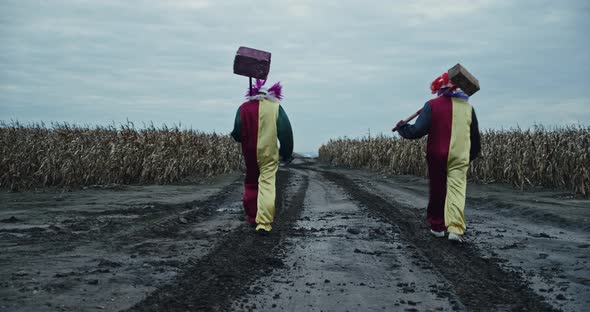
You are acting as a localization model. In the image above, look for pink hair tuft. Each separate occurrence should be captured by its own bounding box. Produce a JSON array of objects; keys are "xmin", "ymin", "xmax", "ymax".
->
[
  {"xmin": 268, "ymin": 81, "xmax": 283, "ymax": 100},
  {"xmin": 246, "ymin": 79, "xmax": 267, "ymax": 97}
]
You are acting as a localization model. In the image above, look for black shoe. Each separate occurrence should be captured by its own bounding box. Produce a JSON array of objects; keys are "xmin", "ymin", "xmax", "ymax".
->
[{"xmin": 256, "ymin": 228, "xmax": 270, "ymax": 236}]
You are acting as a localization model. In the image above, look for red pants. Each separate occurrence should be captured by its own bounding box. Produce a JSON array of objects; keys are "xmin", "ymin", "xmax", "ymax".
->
[{"xmin": 243, "ymin": 162, "xmax": 259, "ymax": 224}]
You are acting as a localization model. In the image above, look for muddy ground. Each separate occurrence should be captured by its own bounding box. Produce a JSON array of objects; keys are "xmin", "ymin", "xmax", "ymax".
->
[{"xmin": 1, "ymin": 159, "xmax": 588, "ymax": 311}]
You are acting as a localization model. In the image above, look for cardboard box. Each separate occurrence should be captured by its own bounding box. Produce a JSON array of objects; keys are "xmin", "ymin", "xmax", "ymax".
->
[{"xmin": 448, "ymin": 63, "xmax": 480, "ymax": 96}]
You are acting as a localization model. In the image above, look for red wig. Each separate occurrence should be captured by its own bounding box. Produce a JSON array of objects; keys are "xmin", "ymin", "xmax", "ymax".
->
[{"xmin": 430, "ymin": 72, "xmax": 454, "ymax": 94}]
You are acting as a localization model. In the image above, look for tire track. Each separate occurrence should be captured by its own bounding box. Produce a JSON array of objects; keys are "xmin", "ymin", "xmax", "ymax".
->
[
  {"xmin": 117, "ymin": 176, "xmax": 244, "ymax": 241},
  {"xmin": 321, "ymin": 169, "xmax": 556, "ymax": 312},
  {"xmin": 128, "ymin": 169, "xmax": 309, "ymax": 312},
  {"xmin": 231, "ymin": 168, "xmax": 464, "ymax": 311}
]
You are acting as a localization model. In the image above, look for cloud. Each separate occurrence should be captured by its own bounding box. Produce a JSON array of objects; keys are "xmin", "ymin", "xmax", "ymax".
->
[
  {"xmin": 482, "ymin": 97, "xmax": 590, "ymax": 129},
  {"xmin": 0, "ymin": 0, "xmax": 589, "ymax": 152},
  {"xmin": 197, "ymin": 98, "xmax": 237, "ymax": 111},
  {"xmin": 163, "ymin": 0, "xmax": 211, "ymax": 10},
  {"xmin": 390, "ymin": 0, "xmax": 498, "ymax": 22},
  {"xmin": 0, "ymin": 84, "xmax": 19, "ymax": 92},
  {"xmin": 286, "ymin": 0, "xmax": 312, "ymax": 18}
]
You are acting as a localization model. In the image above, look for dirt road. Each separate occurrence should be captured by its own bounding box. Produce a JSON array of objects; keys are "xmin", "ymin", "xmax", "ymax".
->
[{"xmin": 1, "ymin": 160, "xmax": 588, "ymax": 311}]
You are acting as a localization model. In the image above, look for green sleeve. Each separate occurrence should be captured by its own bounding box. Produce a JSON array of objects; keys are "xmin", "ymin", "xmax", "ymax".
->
[
  {"xmin": 230, "ymin": 108, "xmax": 241, "ymax": 142},
  {"xmin": 277, "ymin": 105, "xmax": 293, "ymax": 160}
]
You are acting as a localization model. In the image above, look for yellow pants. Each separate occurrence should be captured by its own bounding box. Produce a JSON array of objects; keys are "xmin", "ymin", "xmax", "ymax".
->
[{"xmin": 255, "ymin": 160, "xmax": 278, "ymax": 231}]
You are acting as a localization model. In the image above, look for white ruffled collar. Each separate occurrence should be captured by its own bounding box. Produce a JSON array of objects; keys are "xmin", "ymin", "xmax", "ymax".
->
[{"xmin": 247, "ymin": 94, "xmax": 280, "ymax": 102}]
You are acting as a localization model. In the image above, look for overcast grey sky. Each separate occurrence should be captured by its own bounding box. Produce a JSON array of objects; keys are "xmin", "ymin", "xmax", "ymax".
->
[{"xmin": 1, "ymin": 0, "xmax": 589, "ymax": 153}]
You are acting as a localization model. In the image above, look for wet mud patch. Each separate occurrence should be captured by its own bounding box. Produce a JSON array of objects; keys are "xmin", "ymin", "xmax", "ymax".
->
[
  {"xmin": 321, "ymin": 170, "xmax": 556, "ymax": 312},
  {"xmin": 128, "ymin": 170, "xmax": 309, "ymax": 312},
  {"xmin": 0, "ymin": 173, "xmax": 247, "ymax": 311}
]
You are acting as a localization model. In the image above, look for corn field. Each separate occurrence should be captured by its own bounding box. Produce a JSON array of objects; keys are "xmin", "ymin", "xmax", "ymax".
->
[
  {"xmin": 319, "ymin": 125, "xmax": 590, "ymax": 197},
  {"xmin": 0, "ymin": 121, "xmax": 243, "ymax": 191}
]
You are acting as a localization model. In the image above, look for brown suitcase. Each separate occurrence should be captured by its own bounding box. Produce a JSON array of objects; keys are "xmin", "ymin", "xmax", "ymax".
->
[{"xmin": 233, "ymin": 47, "xmax": 271, "ymax": 80}]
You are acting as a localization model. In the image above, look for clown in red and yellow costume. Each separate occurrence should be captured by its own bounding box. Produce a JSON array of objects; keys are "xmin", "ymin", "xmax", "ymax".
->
[
  {"xmin": 397, "ymin": 72, "xmax": 481, "ymax": 242},
  {"xmin": 231, "ymin": 79, "xmax": 293, "ymax": 234}
]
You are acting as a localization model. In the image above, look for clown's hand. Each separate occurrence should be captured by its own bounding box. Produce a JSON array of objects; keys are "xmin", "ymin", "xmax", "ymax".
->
[{"xmin": 392, "ymin": 120, "xmax": 407, "ymax": 132}]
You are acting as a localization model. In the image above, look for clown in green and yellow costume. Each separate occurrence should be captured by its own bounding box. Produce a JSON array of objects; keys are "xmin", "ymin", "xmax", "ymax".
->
[
  {"xmin": 396, "ymin": 72, "xmax": 481, "ymax": 242},
  {"xmin": 231, "ymin": 80, "xmax": 293, "ymax": 233}
]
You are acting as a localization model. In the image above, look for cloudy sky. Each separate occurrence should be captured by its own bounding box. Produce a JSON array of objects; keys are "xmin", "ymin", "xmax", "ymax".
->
[{"xmin": 1, "ymin": 0, "xmax": 589, "ymax": 153}]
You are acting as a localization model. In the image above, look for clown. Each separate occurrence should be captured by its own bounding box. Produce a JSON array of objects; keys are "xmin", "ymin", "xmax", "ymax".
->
[
  {"xmin": 396, "ymin": 72, "xmax": 481, "ymax": 242},
  {"xmin": 231, "ymin": 79, "xmax": 293, "ymax": 234}
]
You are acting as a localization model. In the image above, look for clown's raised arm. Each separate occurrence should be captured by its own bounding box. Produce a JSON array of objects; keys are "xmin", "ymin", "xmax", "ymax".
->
[{"xmin": 397, "ymin": 102, "xmax": 432, "ymax": 140}]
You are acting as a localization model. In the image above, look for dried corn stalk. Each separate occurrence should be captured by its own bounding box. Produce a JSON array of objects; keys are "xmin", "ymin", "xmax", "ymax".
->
[
  {"xmin": 318, "ymin": 125, "xmax": 590, "ymax": 197},
  {"xmin": 0, "ymin": 121, "xmax": 243, "ymax": 191}
]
